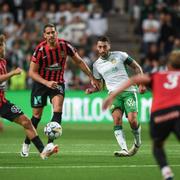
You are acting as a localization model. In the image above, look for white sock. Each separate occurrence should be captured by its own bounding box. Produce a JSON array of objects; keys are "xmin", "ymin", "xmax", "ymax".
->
[
  {"xmin": 132, "ymin": 125, "xmax": 141, "ymax": 147},
  {"xmin": 114, "ymin": 130, "xmax": 128, "ymax": 151},
  {"xmin": 161, "ymin": 166, "xmax": 174, "ymax": 179}
]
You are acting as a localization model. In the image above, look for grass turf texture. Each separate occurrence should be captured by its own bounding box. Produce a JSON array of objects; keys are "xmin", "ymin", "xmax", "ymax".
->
[{"xmin": 0, "ymin": 123, "xmax": 179, "ymax": 180}]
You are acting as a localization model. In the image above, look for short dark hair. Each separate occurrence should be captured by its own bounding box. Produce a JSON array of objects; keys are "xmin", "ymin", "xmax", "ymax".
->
[
  {"xmin": 43, "ymin": 23, "xmax": 56, "ymax": 32},
  {"xmin": 168, "ymin": 50, "xmax": 180, "ymax": 69},
  {"xmin": 97, "ymin": 36, "xmax": 110, "ymax": 43}
]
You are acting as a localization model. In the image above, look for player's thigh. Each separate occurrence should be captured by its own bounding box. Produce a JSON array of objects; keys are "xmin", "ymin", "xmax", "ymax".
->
[
  {"xmin": 0, "ymin": 101, "xmax": 24, "ymax": 122},
  {"xmin": 109, "ymin": 95, "xmax": 124, "ymax": 114},
  {"xmin": 51, "ymin": 95, "xmax": 64, "ymax": 112},
  {"xmin": 150, "ymin": 119, "xmax": 172, "ymax": 142},
  {"xmin": 49, "ymin": 83, "xmax": 65, "ymax": 111}
]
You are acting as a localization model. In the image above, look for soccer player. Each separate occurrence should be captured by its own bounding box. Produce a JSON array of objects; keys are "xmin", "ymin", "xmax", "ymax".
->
[
  {"xmin": 102, "ymin": 51, "xmax": 180, "ymax": 180},
  {"xmin": 86, "ymin": 36, "xmax": 146, "ymax": 157},
  {"xmin": 21, "ymin": 23, "xmax": 100, "ymax": 157},
  {"xmin": 0, "ymin": 34, "xmax": 58, "ymax": 159}
]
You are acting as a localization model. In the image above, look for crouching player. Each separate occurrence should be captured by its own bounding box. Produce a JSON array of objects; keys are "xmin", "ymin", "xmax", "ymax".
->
[
  {"xmin": 103, "ymin": 51, "xmax": 180, "ymax": 180},
  {"xmin": 0, "ymin": 34, "xmax": 58, "ymax": 159}
]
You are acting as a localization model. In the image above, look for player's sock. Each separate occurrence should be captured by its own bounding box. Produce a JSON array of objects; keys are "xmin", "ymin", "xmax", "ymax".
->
[
  {"xmin": 24, "ymin": 116, "xmax": 41, "ymax": 144},
  {"xmin": 131, "ymin": 124, "xmax": 141, "ymax": 147},
  {"xmin": 161, "ymin": 166, "xmax": 174, "ymax": 180},
  {"xmin": 51, "ymin": 112, "xmax": 62, "ymax": 124},
  {"xmin": 114, "ymin": 125, "xmax": 128, "ymax": 151},
  {"xmin": 31, "ymin": 136, "xmax": 44, "ymax": 153}
]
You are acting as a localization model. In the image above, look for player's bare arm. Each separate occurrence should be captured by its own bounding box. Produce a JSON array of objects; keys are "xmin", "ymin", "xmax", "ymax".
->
[
  {"xmin": 71, "ymin": 52, "xmax": 101, "ymax": 90},
  {"xmin": 129, "ymin": 60, "xmax": 146, "ymax": 93},
  {"xmin": 0, "ymin": 67, "xmax": 22, "ymax": 83},
  {"xmin": 29, "ymin": 62, "xmax": 58, "ymax": 89}
]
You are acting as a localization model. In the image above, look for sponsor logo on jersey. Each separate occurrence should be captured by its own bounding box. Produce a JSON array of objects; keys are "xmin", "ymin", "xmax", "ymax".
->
[
  {"xmin": 45, "ymin": 63, "xmax": 62, "ymax": 71},
  {"xmin": 110, "ymin": 59, "xmax": 117, "ymax": 64}
]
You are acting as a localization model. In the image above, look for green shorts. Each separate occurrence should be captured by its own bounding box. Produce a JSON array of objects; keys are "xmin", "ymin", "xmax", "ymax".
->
[{"xmin": 109, "ymin": 91, "xmax": 138, "ymax": 115}]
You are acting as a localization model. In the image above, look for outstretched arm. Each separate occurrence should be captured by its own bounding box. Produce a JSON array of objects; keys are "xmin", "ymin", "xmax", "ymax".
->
[
  {"xmin": 129, "ymin": 60, "xmax": 146, "ymax": 93},
  {"xmin": 0, "ymin": 67, "xmax": 22, "ymax": 83},
  {"xmin": 71, "ymin": 53, "xmax": 101, "ymax": 90},
  {"xmin": 102, "ymin": 74, "xmax": 151, "ymax": 110}
]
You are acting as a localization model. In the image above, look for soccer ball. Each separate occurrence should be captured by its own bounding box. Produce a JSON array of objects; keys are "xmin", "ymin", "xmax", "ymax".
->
[{"xmin": 44, "ymin": 122, "xmax": 62, "ymax": 140}]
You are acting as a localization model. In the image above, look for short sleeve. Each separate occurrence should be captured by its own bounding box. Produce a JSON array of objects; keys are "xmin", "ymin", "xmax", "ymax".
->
[
  {"xmin": 93, "ymin": 63, "xmax": 102, "ymax": 80},
  {"xmin": 31, "ymin": 46, "xmax": 42, "ymax": 64},
  {"xmin": 66, "ymin": 42, "xmax": 77, "ymax": 57}
]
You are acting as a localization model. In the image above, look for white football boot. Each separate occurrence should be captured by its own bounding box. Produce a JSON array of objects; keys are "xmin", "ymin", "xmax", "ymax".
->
[
  {"xmin": 20, "ymin": 143, "xmax": 30, "ymax": 157},
  {"xmin": 128, "ymin": 143, "xmax": 139, "ymax": 156},
  {"xmin": 40, "ymin": 143, "xmax": 59, "ymax": 159},
  {"xmin": 114, "ymin": 149, "xmax": 129, "ymax": 157},
  {"xmin": 132, "ymin": 125, "xmax": 141, "ymax": 148}
]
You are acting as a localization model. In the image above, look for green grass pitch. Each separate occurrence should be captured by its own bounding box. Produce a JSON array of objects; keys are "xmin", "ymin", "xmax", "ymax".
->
[{"xmin": 0, "ymin": 123, "xmax": 179, "ymax": 180}]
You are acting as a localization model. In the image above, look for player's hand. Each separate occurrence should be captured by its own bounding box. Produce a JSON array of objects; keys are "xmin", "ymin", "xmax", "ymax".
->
[
  {"xmin": 46, "ymin": 81, "xmax": 58, "ymax": 89},
  {"xmin": 102, "ymin": 96, "xmax": 114, "ymax": 110},
  {"xmin": 139, "ymin": 84, "xmax": 146, "ymax": 94},
  {"xmin": 12, "ymin": 67, "xmax": 22, "ymax": 75},
  {"xmin": 90, "ymin": 77, "xmax": 101, "ymax": 90},
  {"xmin": 85, "ymin": 87, "xmax": 98, "ymax": 94}
]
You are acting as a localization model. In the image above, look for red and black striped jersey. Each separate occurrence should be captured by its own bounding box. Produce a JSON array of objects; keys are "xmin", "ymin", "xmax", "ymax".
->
[
  {"xmin": 0, "ymin": 58, "xmax": 7, "ymax": 107},
  {"xmin": 31, "ymin": 39, "xmax": 76, "ymax": 83},
  {"xmin": 150, "ymin": 71, "xmax": 180, "ymax": 113}
]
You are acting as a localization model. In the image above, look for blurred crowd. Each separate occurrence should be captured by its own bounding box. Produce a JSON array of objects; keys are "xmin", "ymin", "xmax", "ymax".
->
[
  {"xmin": 1, "ymin": 0, "xmax": 180, "ymax": 91},
  {"xmin": 0, "ymin": 0, "xmax": 114, "ymax": 90},
  {"xmin": 129, "ymin": 0, "xmax": 180, "ymax": 73}
]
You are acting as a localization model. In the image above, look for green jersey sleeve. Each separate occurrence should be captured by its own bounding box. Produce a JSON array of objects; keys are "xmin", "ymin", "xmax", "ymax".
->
[{"xmin": 124, "ymin": 56, "xmax": 134, "ymax": 65}]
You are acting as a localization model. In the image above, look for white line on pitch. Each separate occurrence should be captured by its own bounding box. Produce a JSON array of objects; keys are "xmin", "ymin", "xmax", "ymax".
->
[{"xmin": 0, "ymin": 164, "xmax": 180, "ymax": 169}]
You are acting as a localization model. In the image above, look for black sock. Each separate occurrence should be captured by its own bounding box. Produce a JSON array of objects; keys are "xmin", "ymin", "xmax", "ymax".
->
[
  {"xmin": 31, "ymin": 136, "xmax": 44, "ymax": 153},
  {"xmin": 48, "ymin": 138, "xmax": 54, "ymax": 144},
  {"xmin": 153, "ymin": 143, "xmax": 167, "ymax": 168},
  {"xmin": 24, "ymin": 116, "xmax": 41, "ymax": 144},
  {"xmin": 51, "ymin": 112, "xmax": 62, "ymax": 124}
]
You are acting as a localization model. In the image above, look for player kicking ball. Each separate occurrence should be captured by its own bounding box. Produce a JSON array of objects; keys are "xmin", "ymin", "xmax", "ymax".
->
[
  {"xmin": 86, "ymin": 36, "xmax": 146, "ymax": 157},
  {"xmin": 0, "ymin": 34, "xmax": 58, "ymax": 159}
]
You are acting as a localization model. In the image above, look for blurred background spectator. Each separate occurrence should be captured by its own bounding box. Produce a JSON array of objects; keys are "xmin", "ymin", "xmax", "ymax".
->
[{"xmin": 0, "ymin": 0, "xmax": 180, "ymax": 90}]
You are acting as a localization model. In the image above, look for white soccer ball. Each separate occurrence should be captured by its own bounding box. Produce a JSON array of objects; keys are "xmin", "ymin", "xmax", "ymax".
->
[{"xmin": 44, "ymin": 122, "xmax": 62, "ymax": 140}]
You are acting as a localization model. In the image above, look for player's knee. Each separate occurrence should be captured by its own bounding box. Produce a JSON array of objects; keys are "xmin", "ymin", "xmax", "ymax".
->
[
  {"xmin": 113, "ymin": 117, "xmax": 122, "ymax": 124},
  {"xmin": 33, "ymin": 111, "xmax": 42, "ymax": 119},
  {"xmin": 21, "ymin": 119, "xmax": 33, "ymax": 130},
  {"xmin": 153, "ymin": 140, "xmax": 164, "ymax": 148}
]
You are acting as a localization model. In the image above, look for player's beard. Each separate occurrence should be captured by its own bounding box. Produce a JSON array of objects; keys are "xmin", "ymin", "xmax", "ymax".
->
[{"xmin": 100, "ymin": 52, "xmax": 109, "ymax": 59}]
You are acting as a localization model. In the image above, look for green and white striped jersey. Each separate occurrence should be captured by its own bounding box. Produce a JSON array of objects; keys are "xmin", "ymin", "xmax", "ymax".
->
[{"xmin": 93, "ymin": 51, "xmax": 137, "ymax": 93}]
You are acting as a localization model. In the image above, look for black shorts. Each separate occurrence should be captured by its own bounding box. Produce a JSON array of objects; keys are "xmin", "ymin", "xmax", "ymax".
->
[
  {"xmin": 0, "ymin": 100, "xmax": 24, "ymax": 122},
  {"xmin": 31, "ymin": 82, "xmax": 65, "ymax": 108},
  {"xmin": 150, "ymin": 106, "xmax": 180, "ymax": 142}
]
